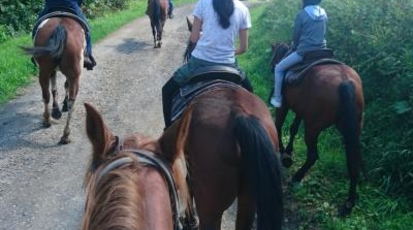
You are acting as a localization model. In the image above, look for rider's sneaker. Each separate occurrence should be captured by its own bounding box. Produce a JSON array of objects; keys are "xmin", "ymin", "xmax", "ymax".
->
[
  {"xmin": 84, "ymin": 55, "xmax": 96, "ymax": 71},
  {"xmin": 270, "ymin": 96, "xmax": 282, "ymax": 108}
]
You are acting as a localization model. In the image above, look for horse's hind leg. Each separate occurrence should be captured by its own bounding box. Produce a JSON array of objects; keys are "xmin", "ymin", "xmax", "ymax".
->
[
  {"xmin": 275, "ymin": 106, "xmax": 291, "ymax": 166},
  {"xmin": 39, "ymin": 69, "xmax": 53, "ymax": 128},
  {"xmin": 62, "ymin": 80, "xmax": 69, "ymax": 112},
  {"xmin": 235, "ymin": 179, "xmax": 256, "ymax": 230},
  {"xmin": 50, "ymin": 71, "xmax": 62, "ymax": 119},
  {"xmin": 291, "ymin": 125, "xmax": 320, "ymax": 184},
  {"xmin": 59, "ymin": 75, "xmax": 79, "ymax": 144}
]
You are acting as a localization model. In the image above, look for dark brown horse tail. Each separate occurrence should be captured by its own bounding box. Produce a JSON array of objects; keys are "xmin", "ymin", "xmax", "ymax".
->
[
  {"xmin": 338, "ymin": 81, "xmax": 364, "ymax": 178},
  {"xmin": 152, "ymin": 0, "xmax": 161, "ymax": 30},
  {"xmin": 234, "ymin": 115, "xmax": 283, "ymax": 230},
  {"xmin": 21, "ymin": 24, "xmax": 67, "ymax": 60}
]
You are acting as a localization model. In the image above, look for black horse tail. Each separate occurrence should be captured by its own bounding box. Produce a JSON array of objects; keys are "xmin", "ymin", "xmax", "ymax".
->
[
  {"xmin": 234, "ymin": 114, "xmax": 283, "ymax": 230},
  {"xmin": 152, "ymin": 0, "xmax": 161, "ymax": 31},
  {"xmin": 338, "ymin": 81, "xmax": 364, "ymax": 179},
  {"xmin": 21, "ymin": 24, "xmax": 67, "ymax": 60}
]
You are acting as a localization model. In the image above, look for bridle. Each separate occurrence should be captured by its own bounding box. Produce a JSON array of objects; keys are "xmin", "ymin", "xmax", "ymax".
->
[{"xmin": 94, "ymin": 136, "xmax": 184, "ymax": 230}]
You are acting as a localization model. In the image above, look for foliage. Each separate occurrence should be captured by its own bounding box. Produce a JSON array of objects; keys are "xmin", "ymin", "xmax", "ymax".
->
[
  {"xmin": 239, "ymin": 0, "xmax": 413, "ymax": 228},
  {"xmin": 0, "ymin": 0, "xmax": 137, "ymax": 42}
]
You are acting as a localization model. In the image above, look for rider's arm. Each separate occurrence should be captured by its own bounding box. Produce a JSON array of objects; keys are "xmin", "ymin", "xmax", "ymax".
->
[
  {"xmin": 235, "ymin": 28, "xmax": 248, "ymax": 55},
  {"xmin": 190, "ymin": 16, "xmax": 202, "ymax": 43}
]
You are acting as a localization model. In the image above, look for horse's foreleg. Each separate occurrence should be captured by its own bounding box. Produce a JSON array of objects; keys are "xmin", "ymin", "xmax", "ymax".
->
[
  {"xmin": 283, "ymin": 115, "xmax": 302, "ymax": 166},
  {"xmin": 151, "ymin": 24, "xmax": 157, "ymax": 48},
  {"xmin": 39, "ymin": 70, "xmax": 52, "ymax": 128},
  {"xmin": 291, "ymin": 126, "xmax": 319, "ymax": 183},
  {"xmin": 275, "ymin": 106, "xmax": 290, "ymax": 166},
  {"xmin": 50, "ymin": 72, "xmax": 62, "ymax": 119}
]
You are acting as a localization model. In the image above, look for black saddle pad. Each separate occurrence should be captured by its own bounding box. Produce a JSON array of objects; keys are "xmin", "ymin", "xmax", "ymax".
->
[
  {"xmin": 284, "ymin": 58, "xmax": 345, "ymax": 85},
  {"xmin": 170, "ymin": 68, "xmax": 246, "ymax": 124},
  {"xmin": 33, "ymin": 9, "xmax": 90, "ymax": 36}
]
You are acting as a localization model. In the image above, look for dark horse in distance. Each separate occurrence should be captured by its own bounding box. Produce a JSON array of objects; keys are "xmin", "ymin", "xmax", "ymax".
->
[
  {"xmin": 147, "ymin": 0, "xmax": 168, "ymax": 48},
  {"xmin": 21, "ymin": 12, "xmax": 89, "ymax": 144},
  {"xmin": 270, "ymin": 42, "xmax": 365, "ymax": 216}
]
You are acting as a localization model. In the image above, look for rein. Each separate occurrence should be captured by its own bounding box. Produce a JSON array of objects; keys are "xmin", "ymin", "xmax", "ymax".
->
[{"xmin": 96, "ymin": 136, "xmax": 183, "ymax": 230}]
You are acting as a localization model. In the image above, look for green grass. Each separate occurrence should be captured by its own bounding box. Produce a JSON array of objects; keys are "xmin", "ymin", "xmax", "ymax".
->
[
  {"xmin": 238, "ymin": 2, "xmax": 412, "ymax": 229},
  {"xmin": 0, "ymin": 0, "xmax": 196, "ymax": 105}
]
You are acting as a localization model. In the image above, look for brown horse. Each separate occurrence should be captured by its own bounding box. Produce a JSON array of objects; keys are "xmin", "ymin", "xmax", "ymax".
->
[
  {"xmin": 269, "ymin": 42, "xmax": 365, "ymax": 216},
  {"xmin": 147, "ymin": 0, "xmax": 168, "ymax": 48},
  {"xmin": 21, "ymin": 17, "xmax": 85, "ymax": 144},
  {"xmin": 160, "ymin": 81, "xmax": 284, "ymax": 229},
  {"xmin": 81, "ymin": 103, "xmax": 190, "ymax": 230}
]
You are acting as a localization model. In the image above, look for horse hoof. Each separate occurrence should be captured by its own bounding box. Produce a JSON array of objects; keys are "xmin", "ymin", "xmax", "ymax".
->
[
  {"xmin": 52, "ymin": 108, "xmax": 62, "ymax": 120},
  {"xmin": 43, "ymin": 122, "xmax": 51, "ymax": 128},
  {"xmin": 59, "ymin": 137, "xmax": 71, "ymax": 145},
  {"xmin": 62, "ymin": 101, "xmax": 68, "ymax": 112},
  {"xmin": 281, "ymin": 154, "xmax": 293, "ymax": 168},
  {"xmin": 338, "ymin": 202, "xmax": 353, "ymax": 217}
]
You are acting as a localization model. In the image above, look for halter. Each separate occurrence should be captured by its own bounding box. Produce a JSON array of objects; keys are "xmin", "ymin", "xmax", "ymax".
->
[{"xmin": 95, "ymin": 136, "xmax": 183, "ymax": 230}]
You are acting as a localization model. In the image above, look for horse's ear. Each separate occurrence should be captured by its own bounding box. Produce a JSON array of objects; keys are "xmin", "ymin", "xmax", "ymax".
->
[
  {"xmin": 186, "ymin": 16, "xmax": 193, "ymax": 32},
  {"xmin": 84, "ymin": 103, "xmax": 116, "ymax": 164}
]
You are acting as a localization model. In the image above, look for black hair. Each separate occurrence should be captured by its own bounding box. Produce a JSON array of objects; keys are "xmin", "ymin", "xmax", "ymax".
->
[
  {"xmin": 213, "ymin": 0, "xmax": 234, "ymax": 29},
  {"xmin": 303, "ymin": 0, "xmax": 321, "ymax": 7}
]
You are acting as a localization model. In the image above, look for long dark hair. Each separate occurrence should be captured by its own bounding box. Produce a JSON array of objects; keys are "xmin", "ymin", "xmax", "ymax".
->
[{"xmin": 213, "ymin": 0, "xmax": 234, "ymax": 29}]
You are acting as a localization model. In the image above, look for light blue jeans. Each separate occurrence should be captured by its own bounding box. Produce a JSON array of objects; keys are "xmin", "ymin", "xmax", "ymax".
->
[{"xmin": 273, "ymin": 51, "xmax": 303, "ymax": 100}]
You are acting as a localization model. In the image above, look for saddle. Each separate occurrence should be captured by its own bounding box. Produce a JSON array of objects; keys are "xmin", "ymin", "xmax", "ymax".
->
[
  {"xmin": 33, "ymin": 7, "xmax": 90, "ymax": 37},
  {"xmin": 284, "ymin": 49, "xmax": 344, "ymax": 85},
  {"xmin": 171, "ymin": 66, "xmax": 245, "ymax": 123}
]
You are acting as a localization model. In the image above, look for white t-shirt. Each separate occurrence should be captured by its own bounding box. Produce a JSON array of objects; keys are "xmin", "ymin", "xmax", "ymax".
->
[{"xmin": 191, "ymin": 0, "xmax": 252, "ymax": 64}]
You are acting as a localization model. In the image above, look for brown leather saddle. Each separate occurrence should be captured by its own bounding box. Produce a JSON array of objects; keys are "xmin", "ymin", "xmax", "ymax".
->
[
  {"xmin": 284, "ymin": 49, "xmax": 344, "ymax": 85},
  {"xmin": 171, "ymin": 66, "xmax": 245, "ymax": 123}
]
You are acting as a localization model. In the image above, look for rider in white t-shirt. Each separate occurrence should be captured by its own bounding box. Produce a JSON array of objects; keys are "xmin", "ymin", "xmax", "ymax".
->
[{"xmin": 162, "ymin": 0, "xmax": 253, "ymax": 128}]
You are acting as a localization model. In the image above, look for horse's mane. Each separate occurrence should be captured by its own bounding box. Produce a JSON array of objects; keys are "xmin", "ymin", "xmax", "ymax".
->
[
  {"xmin": 81, "ymin": 155, "xmax": 143, "ymax": 230},
  {"xmin": 269, "ymin": 42, "xmax": 290, "ymax": 71}
]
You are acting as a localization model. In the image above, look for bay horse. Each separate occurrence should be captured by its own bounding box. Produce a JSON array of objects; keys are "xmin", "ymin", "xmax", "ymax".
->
[
  {"xmin": 147, "ymin": 0, "xmax": 168, "ymax": 48},
  {"xmin": 21, "ymin": 15, "xmax": 86, "ymax": 144},
  {"xmin": 160, "ymin": 80, "xmax": 284, "ymax": 228},
  {"xmin": 81, "ymin": 103, "xmax": 190, "ymax": 230},
  {"xmin": 269, "ymin": 42, "xmax": 365, "ymax": 216}
]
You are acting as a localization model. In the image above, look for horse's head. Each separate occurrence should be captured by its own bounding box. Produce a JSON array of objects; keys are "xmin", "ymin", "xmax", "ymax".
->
[
  {"xmin": 83, "ymin": 103, "xmax": 162, "ymax": 180},
  {"xmin": 269, "ymin": 42, "xmax": 290, "ymax": 72},
  {"xmin": 82, "ymin": 103, "xmax": 190, "ymax": 229}
]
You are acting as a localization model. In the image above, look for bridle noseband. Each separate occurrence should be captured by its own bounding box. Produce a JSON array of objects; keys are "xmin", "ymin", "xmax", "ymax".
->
[{"xmin": 95, "ymin": 136, "xmax": 183, "ymax": 230}]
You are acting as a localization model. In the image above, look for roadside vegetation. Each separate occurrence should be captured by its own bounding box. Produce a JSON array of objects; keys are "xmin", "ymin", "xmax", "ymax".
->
[
  {"xmin": 1, "ymin": 0, "xmax": 411, "ymax": 229},
  {"xmin": 239, "ymin": 0, "xmax": 413, "ymax": 229}
]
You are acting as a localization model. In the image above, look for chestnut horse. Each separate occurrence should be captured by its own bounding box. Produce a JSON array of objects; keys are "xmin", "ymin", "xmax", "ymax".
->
[
  {"xmin": 160, "ymin": 83, "xmax": 284, "ymax": 229},
  {"xmin": 147, "ymin": 0, "xmax": 168, "ymax": 48},
  {"xmin": 269, "ymin": 42, "xmax": 365, "ymax": 216},
  {"xmin": 21, "ymin": 17, "xmax": 85, "ymax": 144},
  {"xmin": 81, "ymin": 103, "xmax": 190, "ymax": 230}
]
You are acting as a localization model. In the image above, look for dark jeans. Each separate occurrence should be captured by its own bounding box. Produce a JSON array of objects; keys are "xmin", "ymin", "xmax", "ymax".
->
[
  {"xmin": 162, "ymin": 56, "xmax": 254, "ymax": 127},
  {"xmin": 32, "ymin": 6, "xmax": 92, "ymax": 56},
  {"xmin": 169, "ymin": 0, "xmax": 174, "ymax": 15}
]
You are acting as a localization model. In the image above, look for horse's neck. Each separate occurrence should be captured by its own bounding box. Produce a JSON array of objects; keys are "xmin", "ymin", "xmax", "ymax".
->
[{"xmin": 140, "ymin": 167, "xmax": 174, "ymax": 229}]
